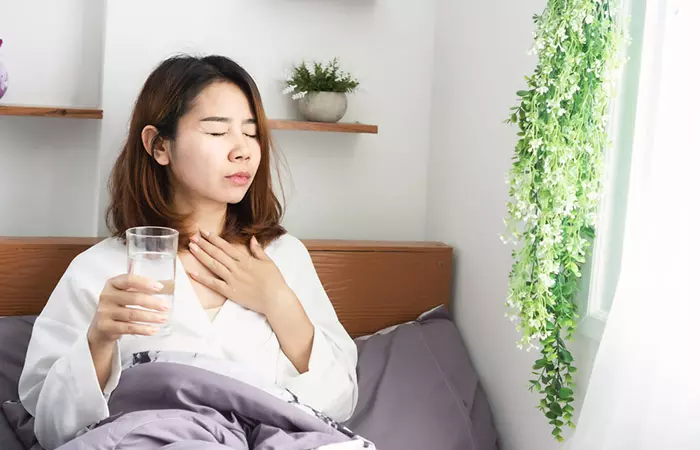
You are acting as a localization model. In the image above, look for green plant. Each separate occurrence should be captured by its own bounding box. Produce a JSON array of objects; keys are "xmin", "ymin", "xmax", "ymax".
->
[
  {"xmin": 502, "ymin": 0, "xmax": 626, "ymax": 442},
  {"xmin": 283, "ymin": 58, "xmax": 359, "ymax": 99}
]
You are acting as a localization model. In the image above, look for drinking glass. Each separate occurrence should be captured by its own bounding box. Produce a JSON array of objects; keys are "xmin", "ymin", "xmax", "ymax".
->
[{"xmin": 126, "ymin": 226, "xmax": 178, "ymax": 336}]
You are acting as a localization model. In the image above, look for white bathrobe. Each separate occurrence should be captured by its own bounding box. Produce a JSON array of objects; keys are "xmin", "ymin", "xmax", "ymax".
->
[{"xmin": 18, "ymin": 234, "xmax": 358, "ymax": 450}]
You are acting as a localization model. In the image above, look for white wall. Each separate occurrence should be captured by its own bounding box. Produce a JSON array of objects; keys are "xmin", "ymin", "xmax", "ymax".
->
[
  {"xmin": 95, "ymin": 0, "xmax": 436, "ymax": 240},
  {"xmin": 425, "ymin": 0, "xmax": 559, "ymax": 449},
  {"xmin": 0, "ymin": 0, "xmax": 435, "ymax": 240},
  {"xmin": 0, "ymin": 0, "xmax": 105, "ymax": 236}
]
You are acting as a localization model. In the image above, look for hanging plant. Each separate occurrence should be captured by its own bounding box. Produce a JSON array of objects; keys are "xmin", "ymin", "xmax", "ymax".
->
[{"xmin": 502, "ymin": 0, "xmax": 626, "ymax": 442}]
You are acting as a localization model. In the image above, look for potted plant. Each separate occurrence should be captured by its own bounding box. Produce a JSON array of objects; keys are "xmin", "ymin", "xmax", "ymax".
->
[
  {"xmin": 283, "ymin": 58, "xmax": 359, "ymax": 123},
  {"xmin": 0, "ymin": 39, "xmax": 8, "ymax": 100}
]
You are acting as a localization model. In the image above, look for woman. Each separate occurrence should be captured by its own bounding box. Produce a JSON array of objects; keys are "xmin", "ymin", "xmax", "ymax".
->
[{"xmin": 18, "ymin": 55, "xmax": 358, "ymax": 449}]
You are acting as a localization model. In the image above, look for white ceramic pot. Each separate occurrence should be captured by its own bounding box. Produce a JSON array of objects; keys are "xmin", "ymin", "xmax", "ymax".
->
[
  {"xmin": 0, "ymin": 60, "xmax": 8, "ymax": 100},
  {"xmin": 298, "ymin": 91, "xmax": 348, "ymax": 123}
]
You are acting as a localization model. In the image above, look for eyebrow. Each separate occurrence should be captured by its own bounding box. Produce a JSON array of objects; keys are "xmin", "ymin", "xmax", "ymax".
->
[{"xmin": 200, "ymin": 117, "xmax": 257, "ymax": 125}]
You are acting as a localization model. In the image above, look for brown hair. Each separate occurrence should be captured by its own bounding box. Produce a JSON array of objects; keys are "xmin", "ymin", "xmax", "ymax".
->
[{"xmin": 106, "ymin": 54, "xmax": 286, "ymax": 249}]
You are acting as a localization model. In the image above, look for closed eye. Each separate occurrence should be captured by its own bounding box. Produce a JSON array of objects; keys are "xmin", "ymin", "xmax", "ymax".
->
[
  {"xmin": 244, "ymin": 133, "xmax": 258, "ymax": 138},
  {"xmin": 208, "ymin": 132, "xmax": 227, "ymax": 137}
]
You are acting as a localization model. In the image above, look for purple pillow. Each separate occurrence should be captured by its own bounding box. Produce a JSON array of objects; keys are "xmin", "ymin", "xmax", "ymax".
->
[
  {"xmin": 0, "ymin": 316, "xmax": 35, "ymax": 404},
  {"xmin": 346, "ymin": 306, "xmax": 500, "ymax": 450},
  {"xmin": 0, "ymin": 316, "xmax": 37, "ymax": 450}
]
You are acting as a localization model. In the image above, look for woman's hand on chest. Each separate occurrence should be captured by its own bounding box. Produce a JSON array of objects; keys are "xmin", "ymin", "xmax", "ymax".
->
[
  {"xmin": 178, "ymin": 253, "xmax": 227, "ymax": 309},
  {"xmin": 185, "ymin": 230, "xmax": 293, "ymax": 316}
]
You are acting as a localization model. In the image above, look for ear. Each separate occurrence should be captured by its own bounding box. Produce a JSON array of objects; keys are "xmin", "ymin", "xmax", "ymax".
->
[{"xmin": 141, "ymin": 125, "xmax": 171, "ymax": 166}]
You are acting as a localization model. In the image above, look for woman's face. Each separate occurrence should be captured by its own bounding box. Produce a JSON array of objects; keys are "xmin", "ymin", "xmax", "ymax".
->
[{"xmin": 158, "ymin": 81, "xmax": 262, "ymax": 209}]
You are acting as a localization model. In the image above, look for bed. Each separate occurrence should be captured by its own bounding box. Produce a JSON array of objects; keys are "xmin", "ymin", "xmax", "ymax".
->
[{"xmin": 0, "ymin": 237, "xmax": 499, "ymax": 450}]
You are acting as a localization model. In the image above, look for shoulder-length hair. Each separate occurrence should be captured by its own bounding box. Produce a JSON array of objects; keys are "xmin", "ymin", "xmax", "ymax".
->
[{"xmin": 106, "ymin": 54, "xmax": 285, "ymax": 249}]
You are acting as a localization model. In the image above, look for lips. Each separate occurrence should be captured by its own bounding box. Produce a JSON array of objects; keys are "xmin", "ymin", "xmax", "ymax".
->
[{"xmin": 226, "ymin": 171, "xmax": 251, "ymax": 186}]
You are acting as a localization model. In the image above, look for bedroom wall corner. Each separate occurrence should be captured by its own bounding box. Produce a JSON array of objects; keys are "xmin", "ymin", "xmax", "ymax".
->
[{"xmin": 424, "ymin": 0, "xmax": 565, "ymax": 449}]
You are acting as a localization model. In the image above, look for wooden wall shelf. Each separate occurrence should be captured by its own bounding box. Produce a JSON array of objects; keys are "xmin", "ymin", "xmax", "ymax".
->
[
  {"xmin": 0, "ymin": 106, "xmax": 378, "ymax": 134},
  {"xmin": 0, "ymin": 105, "xmax": 103, "ymax": 119},
  {"xmin": 268, "ymin": 119, "xmax": 378, "ymax": 134}
]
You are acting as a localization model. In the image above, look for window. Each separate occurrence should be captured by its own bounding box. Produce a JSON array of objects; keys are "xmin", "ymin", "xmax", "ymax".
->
[{"xmin": 578, "ymin": 0, "xmax": 647, "ymax": 340}]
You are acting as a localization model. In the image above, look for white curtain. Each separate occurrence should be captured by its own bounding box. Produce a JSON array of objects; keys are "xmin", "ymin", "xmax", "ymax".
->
[{"xmin": 569, "ymin": 1, "xmax": 700, "ymax": 449}]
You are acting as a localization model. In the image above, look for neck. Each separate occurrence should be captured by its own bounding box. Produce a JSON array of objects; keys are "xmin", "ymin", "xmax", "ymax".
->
[{"xmin": 173, "ymin": 194, "xmax": 228, "ymax": 236}]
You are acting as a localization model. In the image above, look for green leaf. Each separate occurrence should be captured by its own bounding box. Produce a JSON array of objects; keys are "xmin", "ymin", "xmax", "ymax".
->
[
  {"xmin": 559, "ymin": 388, "xmax": 574, "ymax": 399},
  {"xmin": 581, "ymin": 226, "xmax": 596, "ymax": 239},
  {"xmin": 517, "ymin": 90, "xmax": 530, "ymax": 97},
  {"xmin": 549, "ymin": 403, "xmax": 563, "ymax": 415},
  {"xmin": 560, "ymin": 349, "xmax": 574, "ymax": 363},
  {"xmin": 545, "ymin": 411, "xmax": 559, "ymax": 420},
  {"xmin": 533, "ymin": 359, "xmax": 547, "ymax": 369}
]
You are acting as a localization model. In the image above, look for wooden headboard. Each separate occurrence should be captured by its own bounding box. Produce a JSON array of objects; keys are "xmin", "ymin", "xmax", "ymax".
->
[{"xmin": 0, "ymin": 238, "xmax": 453, "ymax": 337}]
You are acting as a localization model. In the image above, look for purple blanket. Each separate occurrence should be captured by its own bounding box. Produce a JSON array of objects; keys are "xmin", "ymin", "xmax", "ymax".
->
[{"xmin": 52, "ymin": 357, "xmax": 373, "ymax": 450}]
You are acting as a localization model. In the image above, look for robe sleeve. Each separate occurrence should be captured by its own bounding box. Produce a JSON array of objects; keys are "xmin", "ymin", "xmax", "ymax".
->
[
  {"xmin": 274, "ymin": 236, "xmax": 359, "ymax": 422},
  {"xmin": 18, "ymin": 257, "xmax": 122, "ymax": 450}
]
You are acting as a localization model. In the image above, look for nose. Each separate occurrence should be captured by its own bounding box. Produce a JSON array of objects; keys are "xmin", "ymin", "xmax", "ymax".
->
[{"xmin": 228, "ymin": 132, "xmax": 251, "ymax": 162}]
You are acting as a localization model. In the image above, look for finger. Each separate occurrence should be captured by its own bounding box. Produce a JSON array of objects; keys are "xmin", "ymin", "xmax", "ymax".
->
[
  {"xmin": 112, "ymin": 292, "xmax": 170, "ymax": 312},
  {"xmin": 198, "ymin": 229, "xmax": 249, "ymax": 262},
  {"xmin": 250, "ymin": 236, "xmax": 270, "ymax": 261},
  {"xmin": 112, "ymin": 306, "xmax": 169, "ymax": 325},
  {"xmin": 110, "ymin": 274, "xmax": 164, "ymax": 294},
  {"xmin": 102, "ymin": 319, "xmax": 159, "ymax": 337},
  {"xmin": 188, "ymin": 271, "xmax": 232, "ymax": 297},
  {"xmin": 188, "ymin": 241, "xmax": 232, "ymax": 281},
  {"xmin": 191, "ymin": 232, "xmax": 240, "ymax": 269}
]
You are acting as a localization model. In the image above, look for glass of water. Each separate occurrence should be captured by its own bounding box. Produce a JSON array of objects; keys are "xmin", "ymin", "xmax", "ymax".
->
[{"xmin": 126, "ymin": 226, "xmax": 178, "ymax": 336}]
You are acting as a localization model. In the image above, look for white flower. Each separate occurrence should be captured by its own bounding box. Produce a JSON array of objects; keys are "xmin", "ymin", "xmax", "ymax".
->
[
  {"xmin": 282, "ymin": 85, "xmax": 296, "ymax": 95},
  {"xmin": 556, "ymin": 26, "xmax": 568, "ymax": 43},
  {"xmin": 541, "ymin": 223, "xmax": 553, "ymax": 236},
  {"xmin": 535, "ymin": 85, "xmax": 549, "ymax": 94},
  {"xmin": 282, "ymin": 69, "xmax": 295, "ymax": 82},
  {"xmin": 585, "ymin": 14, "xmax": 594, "ymax": 24},
  {"xmin": 529, "ymin": 138, "xmax": 543, "ymax": 151},
  {"xmin": 539, "ymin": 272, "xmax": 556, "ymax": 289},
  {"xmin": 291, "ymin": 91, "xmax": 308, "ymax": 100}
]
